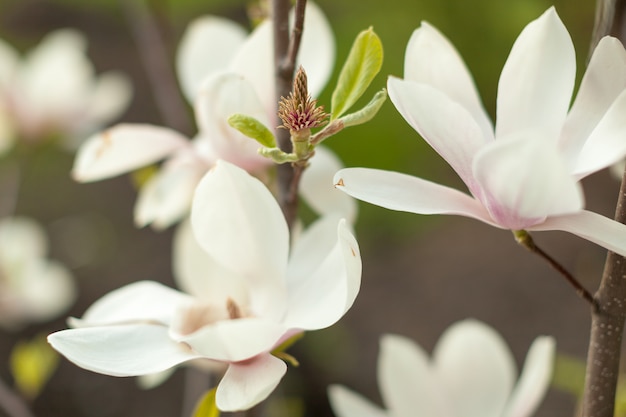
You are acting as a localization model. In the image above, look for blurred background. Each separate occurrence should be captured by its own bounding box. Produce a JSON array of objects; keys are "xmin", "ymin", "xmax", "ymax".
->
[{"xmin": 0, "ymin": 0, "xmax": 615, "ymax": 416}]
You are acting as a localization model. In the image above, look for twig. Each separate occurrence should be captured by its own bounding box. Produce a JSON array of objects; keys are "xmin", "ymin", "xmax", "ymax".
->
[
  {"xmin": 272, "ymin": 0, "xmax": 308, "ymax": 230},
  {"xmin": 0, "ymin": 377, "xmax": 35, "ymax": 417},
  {"xmin": 121, "ymin": 0, "xmax": 193, "ymax": 135},
  {"xmin": 514, "ymin": 231, "xmax": 595, "ymax": 307}
]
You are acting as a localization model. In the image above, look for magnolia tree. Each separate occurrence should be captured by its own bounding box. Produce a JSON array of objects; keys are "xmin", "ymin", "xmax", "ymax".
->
[{"xmin": 1, "ymin": 1, "xmax": 626, "ymax": 417}]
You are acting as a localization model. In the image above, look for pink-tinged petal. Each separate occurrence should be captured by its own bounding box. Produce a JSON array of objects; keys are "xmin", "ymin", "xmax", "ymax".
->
[
  {"xmin": 333, "ymin": 168, "xmax": 496, "ymax": 226},
  {"xmin": 560, "ymin": 37, "xmax": 626, "ymax": 167},
  {"xmin": 433, "ymin": 320, "xmax": 516, "ymax": 417},
  {"xmin": 300, "ymin": 146, "xmax": 357, "ymax": 222},
  {"xmin": 570, "ymin": 89, "xmax": 626, "ymax": 179},
  {"xmin": 72, "ymin": 124, "xmax": 189, "ymax": 182},
  {"xmin": 172, "ymin": 219, "xmax": 248, "ymax": 307},
  {"xmin": 48, "ymin": 323, "xmax": 202, "ymax": 376},
  {"xmin": 0, "ymin": 37, "xmax": 18, "ymax": 90},
  {"xmin": 473, "ymin": 134, "xmax": 583, "ymax": 229},
  {"xmin": 173, "ymin": 318, "xmax": 287, "ymax": 363},
  {"xmin": 403, "ymin": 22, "xmax": 493, "ymax": 140},
  {"xmin": 496, "ymin": 7, "xmax": 575, "ymax": 140},
  {"xmin": 378, "ymin": 335, "xmax": 444, "ymax": 417},
  {"xmin": 134, "ymin": 154, "xmax": 206, "ymax": 229},
  {"xmin": 528, "ymin": 210, "xmax": 626, "ymax": 257},
  {"xmin": 297, "ymin": 2, "xmax": 335, "ymax": 97},
  {"xmin": 0, "ymin": 216, "xmax": 48, "ymax": 262},
  {"xmin": 191, "ymin": 161, "xmax": 288, "ymax": 318},
  {"xmin": 388, "ymin": 78, "xmax": 488, "ymax": 190},
  {"xmin": 195, "ymin": 72, "xmax": 271, "ymax": 172},
  {"xmin": 71, "ymin": 281, "xmax": 192, "ymax": 327},
  {"xmin": 176, "ymin": 16, "xmax": 247, "ymax": 102},
  {"xmin": 283, "ymin": 218, "xmax": 361, "ymax": 330},
  {"xmin": 216, "ymin": 354, "xmax": 287, "ymax": 411},
  {"xmin": 503, "ymin": 336, "xmax": 555, "ymax": 417},
  {"xmin": 328, "ymin": 385, "xmax": 389, "ymax": 417}
]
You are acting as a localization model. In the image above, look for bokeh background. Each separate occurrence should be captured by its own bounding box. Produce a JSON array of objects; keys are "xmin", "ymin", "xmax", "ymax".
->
[{"xmin": 0, "ymin": 0, "xmax": 616, "ymax": 416}]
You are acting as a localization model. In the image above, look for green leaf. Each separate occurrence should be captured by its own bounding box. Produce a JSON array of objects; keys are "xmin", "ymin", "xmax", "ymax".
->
[
  {"xmin": 338, "ymin": 88, "xmax": 387, "ymax": 128},
  {"xmin": 192, "ymin": 388, "xmax": 220, "ymax": 417},
  {"xmin": 10, "ymin": 334, "xmax": 60, "ymax": 400},
  {"xmin": 331, "ymin": 27, "xmax": 383, "ymax": 120},
  {"xmin": 551, "ymin": 353, "xmax": 586, "ymax": 398},
  {"xmin": 228, "ymin": 114, "xmax": 276, "ymax": 148}
]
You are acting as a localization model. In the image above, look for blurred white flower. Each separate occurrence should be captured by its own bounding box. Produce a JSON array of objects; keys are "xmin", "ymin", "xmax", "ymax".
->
[
  {"xmin": 49, "ymin": 161, "xmax": 361, "ymax": 411},
  {"xmin": 71, "ymin": 2, "xmax": 353, "ymax": 229},
  {"xmin": 334, "ymin": 7, "xmax": 626, "ymax": 256},
  {"xmin": 329, "ymin": 320, "xmax": 555, "ymax": 417},
  {"xmin": 0, "ymin": 29, "xmax": 132, "ymax": 150},
  {"xmin": 0, "ymin": 216, "xmax": 76, "ymax": 330}
]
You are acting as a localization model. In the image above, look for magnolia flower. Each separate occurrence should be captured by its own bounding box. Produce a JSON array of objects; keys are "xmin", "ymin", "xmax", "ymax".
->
[
  {"xmin": 334, "ymin": 7, "xmax": 626, "ymax": 256},
  {"xmin": 329, "ymin": 320, "xmax": 555, "ymax": 417},
  {"xmin": 0, "ymin": 29, "xmax": 131, "ymax": 150},
  {"xmin": 0, "ymin": 217, "xmax": 76, "ymax": 330},
  {"xmin": 48, "ymin": 161, "xmax": 361, "ymax": 411},
  {"xmin": 72, "ymin": 2, "xmax": 343, "ymax": 229}
]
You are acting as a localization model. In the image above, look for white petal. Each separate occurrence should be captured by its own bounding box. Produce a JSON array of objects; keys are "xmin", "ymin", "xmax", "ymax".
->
[
  {"xmin": 229, "ymin": 19, "xmax": 274, "ymax": 114},
  {"xmin": 473, "ymin": 133, "xmax": 583, "ymax": 229},
  {"xmin": 529, "ymin": 210, "xmax": 626, "ymax": 257},
  {"xmin": 85, "ymin": 71, "xmax": 133, "ymax": 128},
  {"xmin": 216, "ymin": 353, "xmax": 286, "ymax": 411},
  {"xmin": 300, "ymin": 146, "xmax": 357, "ymax": 222},
  {"xmin": 172, "ymin": 219, "xmax": 248, "ymax": 307},
  {"xmin": 72, "ymin": 124, "xmax": 189, "ymax": 182},
  {"xmin": 137, "ymin": 368, "xmax": 177, "ymax": 389},
  {"xmin": 195, "ymin": 72, "xmax": 271, "ymax": 172},
  {"xmin": 173, "ymin": 317, "xmax": 287, "ymax": 362},
  {"xmin": 503, "ymin": 336, "xmax": 555, "ymax": 417},
  {"xmin": 388, "ymin": 78, "xmax": 488, "ymax": 191},
  {"xmin": 328, "ymin": 385, "xmax": 389, "ymax": 417},
  {"xmin": 48, "ymin": 323, "xmax": 202, "ymax": 376},
  {"xmin": 495, "ymin": 7, "xmax": 575, "ymax": 139},
  {"xmin": 72, "ymin": 281, "xmax": 192, "ymax": 327},
  {"xmin": 296, "ymin": 1, "xmax": 335, "ymax": 97},
  {"xmin": 570, "ymin": 89, "xmax": 626, "ymax": 179},
  {"xmin": 191, "ymin": 161, "xmax": 288, "ymax": 318},
  {"xmin": 176, "ymin": 16, "xmax": 247, "ymax": 102},
  {"xmin": 0, "ymin": 37, "xmax": 19, "ymax": 90},
  {"xmin": 0, "ymin": 216, "xmax": 48, "ymax": 263},
  {"xmin": 403, "ymin": 22, "xmax": 493, "ymax": 140},
  {"xmin": 433, "ymin": 320, "xmax": 516, "ymax": 417},
  {"xmin": 283, "ymin": 218, "xmax": 361, "ymax": 330},
  {"xmin": 134, "ymin": 155, "xmax": 206, "ymax": 229},
  {"xmin": 560, "ymin": 36, "xmax": 626, "ymax": 167},
  {"xmin": 378, "ymin": 334, "xmax": 444, "ymax": 417},
  {"xmin": 333, "ymin": 168, "xmax": 495, "ymax": 225},
  {"xmin": 15, "ymin": 259, "xmax": 76, "ymax": 322}
]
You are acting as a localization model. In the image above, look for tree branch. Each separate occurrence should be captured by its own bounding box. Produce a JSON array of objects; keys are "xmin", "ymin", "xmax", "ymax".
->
[{"xmin": 273, "ymin": 0, "xmax": 308, "ymax": 231}]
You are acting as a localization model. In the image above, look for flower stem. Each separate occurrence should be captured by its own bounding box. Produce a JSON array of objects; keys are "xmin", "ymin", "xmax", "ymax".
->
[
  {"xmin": 513, "ymin": 230, "xmax": 595, "ymax": 306},
  {"xmin": 272, "ymin": 0, "xmax": 308, "ymax": 231},
  {"xmin": 122, "ymin": 0, "xmax": 193, "ymax": 135}
]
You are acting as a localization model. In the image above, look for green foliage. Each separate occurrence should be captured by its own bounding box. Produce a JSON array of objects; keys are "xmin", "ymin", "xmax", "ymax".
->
[
  {"xmin": 192, "ymin": 388, "xmax": 220, "ymax": 417},
  {"xmin": 339, "ymin": 88, "xmax": 387, "ymax": 128},
  {"xmin": 330, "ymin": 27, "xmax": 383, "ymax": 120},
  {"xmin": 10, "ymin": 334, "xmax": 60, "ymax": 400},
  {"xmin": 551, "ymin": 353, "xmax": 586, "ymax": 398},
  {"xmin": 228, "ymin": 114, "xmax": 277, "ymax": 148}
]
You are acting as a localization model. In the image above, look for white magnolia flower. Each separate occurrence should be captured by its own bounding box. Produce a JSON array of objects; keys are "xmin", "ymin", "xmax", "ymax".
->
[
  {"xmin": 329, "ymin": 320, "xmax": 555, "ymax": 417},
  {"xmin": 72, "ymin": 2, "xmax": 345, "ymax": 229},
  {"xmin": 334, "ymin": 7, "xmax": 626, "ymax": 256},
  {"xmin": 0, "ymin": 29, "xmax": 131, "ymax": 150},
  {"xmin": 49, "ymin": 161, "xmax": 361, "ymax": 411},
  {"xmin": 0, "ymin": 217, "xmax": 76, "ymax": 330}
]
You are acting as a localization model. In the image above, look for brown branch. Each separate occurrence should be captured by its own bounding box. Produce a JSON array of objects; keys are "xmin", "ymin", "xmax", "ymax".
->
[
  {"xmin": 272, "ymin": 0, "xmax": 308, "ymax": 230},
  {"xmin": 514, "ymin": 231, "xmax": 595, "ymax": 307},
  {"xmin": 121, "ymin": 0, "xmax": 193, "ymax": 135}
]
